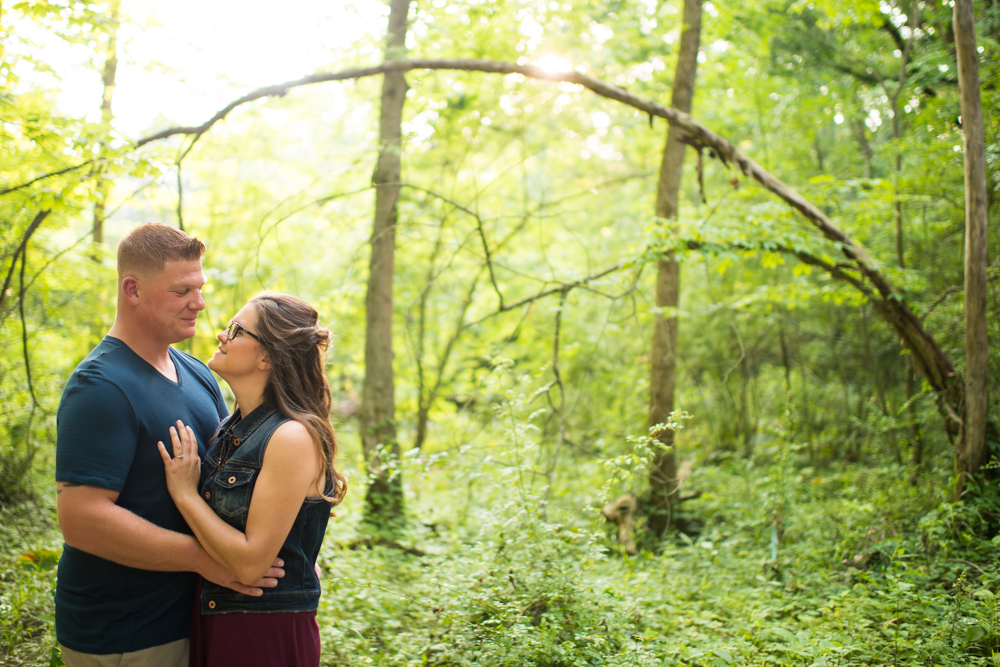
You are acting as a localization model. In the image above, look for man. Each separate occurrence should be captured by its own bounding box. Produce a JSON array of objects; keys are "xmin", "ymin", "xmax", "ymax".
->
[{"xmin": 55, "ymin": 223, "xmax": 282, "ymax": 666}]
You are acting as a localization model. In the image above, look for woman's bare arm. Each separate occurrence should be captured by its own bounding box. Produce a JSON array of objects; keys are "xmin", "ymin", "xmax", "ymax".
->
[{"xmin": 159, "ymin": 420, "xmax": 321, "ymax": 585}]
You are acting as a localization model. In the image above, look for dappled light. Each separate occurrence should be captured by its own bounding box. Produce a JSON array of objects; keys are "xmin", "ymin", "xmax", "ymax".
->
[{"xmin": 1, "ymin": 0, "xmax": 998, "ymax": 665}]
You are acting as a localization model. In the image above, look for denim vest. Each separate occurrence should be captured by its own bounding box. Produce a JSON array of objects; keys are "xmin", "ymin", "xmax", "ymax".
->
[{"xmin": 199, "ymin": 404, "xmax": 332, "ymax": 615}]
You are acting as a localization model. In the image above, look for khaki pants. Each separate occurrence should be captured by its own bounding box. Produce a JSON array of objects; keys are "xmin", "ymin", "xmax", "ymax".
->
[{"xmin": 60, "ymin": 638, "xmax": 189, "ymax": 667}]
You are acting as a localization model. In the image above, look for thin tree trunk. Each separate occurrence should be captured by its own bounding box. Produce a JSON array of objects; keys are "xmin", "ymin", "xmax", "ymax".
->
[
  {"xmin": 853, "ymin": 120, "xmax": 873, "ymax": 178},
  {"xmin": 862, "ymin": 306, "xmax": 902, "ymax": 465},
  {"xmin": 888, "ymin": 9, "xmax": 924, "ymax": 467},
  {"xmin": 779, "ymin": 324, "xmax": 792, "ymax": 391},
  {"xmin": 647, "ymin": 0, "xmax": 702, "ymax": 539},
  {"xmin": 907, "ymin": 360, "xmax": 924, "ymax": 467},
  {"xmin": 954, "ymin": 0, "xmax": 990, "ymax": 488},
  {"xmin": 92, "ymin": 0, "xmax": 119, "ymax": 246},
  {"xmin": 896, "ymin": 149, "xmax": 923, "ymax": 466},
  {"xmin": 412, "ymin": 218, "xmax": 446, "ymax": 452},
  {"xmin": 361, "ymin": 0, "xmax": 410, "ymax": 525},
  {"xmin": 413, "ymin": 272, "xmax": 480, "ymax": 451}
]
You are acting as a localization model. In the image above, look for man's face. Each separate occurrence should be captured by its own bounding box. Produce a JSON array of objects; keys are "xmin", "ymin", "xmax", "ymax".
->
[{"xmin": 136, "ymin": 259, "xmax": 207, "ymax": 344}]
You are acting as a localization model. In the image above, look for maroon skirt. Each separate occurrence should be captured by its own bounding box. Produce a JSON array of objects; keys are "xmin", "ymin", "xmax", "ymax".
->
[{"xmin": 190, "ymin": 579, "xmax": 321, "ymax": 667}]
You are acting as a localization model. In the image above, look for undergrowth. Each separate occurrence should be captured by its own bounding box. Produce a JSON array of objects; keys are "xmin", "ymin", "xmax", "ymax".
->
[
  {"xmin": 306, "ymin": 461, "xmax": 1000, "ymax": 666},
  {"xmin": 0, "ymin": 500, "xmax": 60, "ymax": 667},
  {"xmin": 3, "ymin": 401, "xmax": 1000, "ymax": 665}
]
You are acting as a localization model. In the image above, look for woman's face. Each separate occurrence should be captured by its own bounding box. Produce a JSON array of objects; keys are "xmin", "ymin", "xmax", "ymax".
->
[{"xmin": 208, "ymin": 301, "xmax": 267, "ymax": 381}]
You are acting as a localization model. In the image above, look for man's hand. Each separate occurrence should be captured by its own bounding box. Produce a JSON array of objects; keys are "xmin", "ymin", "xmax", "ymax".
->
[{"xmin": 199, "ymin": 556, "xmax": 284, "ymax": 596}]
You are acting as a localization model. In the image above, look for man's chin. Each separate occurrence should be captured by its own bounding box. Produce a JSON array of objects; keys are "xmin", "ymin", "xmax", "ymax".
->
[{"xmin": 169, "ymin": 324, "xmax": 198, "ymax": 344}]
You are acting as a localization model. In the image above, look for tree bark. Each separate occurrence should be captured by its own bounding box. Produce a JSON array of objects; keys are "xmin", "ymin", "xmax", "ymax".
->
[
  {"xmin": 647, "ymin": 0, "xmax": 702, "ymax": 539},
  {"xmin": 954, "ymin": 0, "xmax": 990, "ymax": 488},
  {"xmin": 361, "ymin": 0, "xmax": 410, "ymax": 525},
  {"xmin": 92, "ymin": 0, "xmax": 119, "ymax": 246}
]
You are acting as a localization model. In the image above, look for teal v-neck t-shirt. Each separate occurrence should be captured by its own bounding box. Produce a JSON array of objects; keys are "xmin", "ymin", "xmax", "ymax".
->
[{"xmin": 55, "ymin": 336, "xmax": 228, "ymax": 654}]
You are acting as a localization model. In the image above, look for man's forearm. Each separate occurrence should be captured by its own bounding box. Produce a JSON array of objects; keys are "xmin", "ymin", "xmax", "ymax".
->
[
  {"xmin": 59, "ymin": 487, "xmax": 203, "ymax": 571},
  {"xmin": 57, "ymin": 483, "xmax": 280, "ymax": 595}
]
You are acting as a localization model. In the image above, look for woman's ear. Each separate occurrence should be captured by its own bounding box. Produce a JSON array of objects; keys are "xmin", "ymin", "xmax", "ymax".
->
[{"xmin": 258, "ymin": 354, "xmax": 271, "ymax": 372}]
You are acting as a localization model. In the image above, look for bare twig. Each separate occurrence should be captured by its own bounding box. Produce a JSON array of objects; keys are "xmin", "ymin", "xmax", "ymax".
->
[
  {"xmin": 22, "ymin": 229, "xmax": 95, "ymax": 296},
  {"xmin": 947, "ymin": 558, "xmax": 986, "ymax": 574},
  {"xmin": 18, "ymin": 244, "xmax": 39, "ymax": 467},
  {"xmin": 399, "ymin": 182, "xmax": 504, "ymax": 308},
  {"xmin": 450, "ymin": 260, "xmax": 629, "ymax": 341},
  {"xmin": 473, "ymin": 209, "xmax": 503, "ymax": 310},
  {"xmin": 176, "ymin": 161, "xmax": 184, "ymax": 230},
  {"xmin": 542, "ymin": 288, "xmax": 570, "ymax": 506},
  {"xmin": 1, "ymin": 210, "xmax": 50, "ymax": 315},
  {"xmin": 923, "ymin": 267, "xmax": 1000, "ymax": 319},
  {"xmin": 0, "ymin": 161, "xmax": 96, "ymax": 197},
  {"xmin": 721, "ymin": 321, "xmax": 747, "ymax": 385},
  {"xmin": 925, "ymin": 285, "xmax": 962, "ymax": 318},
  {"xmin": 18, "ymin": 250, "xmax": 38, "ymax": 409},
  {"xmin": 410, "ymin": 209, "xmax": 451, "ymax": 451},
  {"xmin": 344, "ymin": 536, "xmax": 425, "ymax": 557}
]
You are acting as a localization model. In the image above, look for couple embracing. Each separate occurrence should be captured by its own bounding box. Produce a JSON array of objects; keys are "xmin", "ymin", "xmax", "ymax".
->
[{"xmin": 55, "ymin": 223, "xmax": 347, "ymax": 667}]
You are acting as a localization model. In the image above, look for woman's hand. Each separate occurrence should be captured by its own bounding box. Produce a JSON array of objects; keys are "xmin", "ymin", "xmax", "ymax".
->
[{"xmin": 157, "ymin": 420, "xmax": 202, "ymax": 503}]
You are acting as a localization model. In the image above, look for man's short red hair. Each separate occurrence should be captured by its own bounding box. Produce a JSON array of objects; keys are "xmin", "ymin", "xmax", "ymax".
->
[{"xmin": 117, "ymin": 223, "xmax": 205, "ymax": 280}]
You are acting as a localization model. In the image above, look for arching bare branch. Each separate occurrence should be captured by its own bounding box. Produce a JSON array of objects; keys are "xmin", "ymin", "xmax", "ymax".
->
[{"xmin": 134, "ymin": 57, "xmax": 958, "ymax": 405}]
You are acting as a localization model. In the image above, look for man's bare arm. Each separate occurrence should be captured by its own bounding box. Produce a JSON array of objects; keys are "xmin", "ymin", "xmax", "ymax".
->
[{"xmin": 57, "ymin": 482, "xmax": 282, "ymax": 595}]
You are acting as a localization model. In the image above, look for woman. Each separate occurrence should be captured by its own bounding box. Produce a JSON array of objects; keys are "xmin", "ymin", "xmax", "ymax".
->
[{"xmin": 158, "ymin": 292, "xmax": 347, "ymax": 667}]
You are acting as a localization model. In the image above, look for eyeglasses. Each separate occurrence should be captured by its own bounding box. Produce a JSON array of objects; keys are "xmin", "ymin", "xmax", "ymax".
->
[{"xmin": 225, "ymin": 320, "xmax": 260, "ymax": 342}]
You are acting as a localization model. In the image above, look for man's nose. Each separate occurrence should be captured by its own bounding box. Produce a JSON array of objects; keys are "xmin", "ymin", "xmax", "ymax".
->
[{"xmin": 191, "ymin": 290, "xmax": 206, "ymax": 311}]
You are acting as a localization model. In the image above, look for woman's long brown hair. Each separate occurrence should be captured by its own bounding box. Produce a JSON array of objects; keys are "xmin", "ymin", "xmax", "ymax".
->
[{"xmin": 250, "ymin": 292, "xmax": 347, "ymax": 505}]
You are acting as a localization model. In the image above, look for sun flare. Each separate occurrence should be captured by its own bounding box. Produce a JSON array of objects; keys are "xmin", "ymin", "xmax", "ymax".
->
[{"xmin": 535, "ymin": 54, "xmax": 573, "ymax": 73}]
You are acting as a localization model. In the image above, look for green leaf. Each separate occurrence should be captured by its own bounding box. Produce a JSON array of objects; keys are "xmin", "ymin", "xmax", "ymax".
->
[
  {"xmin": 965, "ymin": 624, "xmax": 987, "ymax": 644},
  {"xmin": 770, "ymin": 627, "xmax": 798, "ymax": 642},
  {"xmin": 711, "ymin": 648, "xmax": 735, "ymax": 664}
]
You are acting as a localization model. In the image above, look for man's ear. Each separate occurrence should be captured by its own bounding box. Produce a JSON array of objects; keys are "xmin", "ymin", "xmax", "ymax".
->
[{"xmin": 121, "ymin": 276, "xmax": 141, "ymax": 306}]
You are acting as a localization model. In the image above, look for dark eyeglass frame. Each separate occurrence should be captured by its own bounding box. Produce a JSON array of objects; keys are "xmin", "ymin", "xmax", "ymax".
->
[{"xmin": 225, "ymin": 320, "xmax": 260, "ymax": 342}]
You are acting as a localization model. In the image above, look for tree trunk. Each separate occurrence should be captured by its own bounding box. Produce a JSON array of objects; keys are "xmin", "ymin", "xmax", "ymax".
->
[
  {"xmin": 894, "ymin": 136, "xmax": 923, "ymax": 468},
  {"xmin": 92, "ymin": 0, "xmax": 119, "ymax": 246},
  {"xmin": 954, "ymin": 0, "xmax": 990, "ymax": 488},
  {"xmin": 361, "ymin": 0, "xmax": 410, "ymax": 525},
  {"xmin": 647, "ymin": 0, "xmax": 702, "ymax": 539}
]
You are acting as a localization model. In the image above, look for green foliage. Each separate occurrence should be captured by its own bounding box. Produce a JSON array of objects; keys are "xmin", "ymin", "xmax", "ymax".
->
[
  {"xmin": 0, "ymin": 562, "xmax": 58, "ymax": 666},
  {"xmin": 0, "ymin": 503, "xmax": 60, "ymax": 666},
  {"xmin": 305, "ymin": 402, "xmax": 1000, "ymax": 666},
  {"xmin": 1, "ymin": 0, "xmax": 998, "ymax": 663}
]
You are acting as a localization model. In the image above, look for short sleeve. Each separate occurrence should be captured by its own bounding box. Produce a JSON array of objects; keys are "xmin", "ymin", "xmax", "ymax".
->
[{"xmin": 56, "ymin": 373, "xmax": 139, "ymax": 492}]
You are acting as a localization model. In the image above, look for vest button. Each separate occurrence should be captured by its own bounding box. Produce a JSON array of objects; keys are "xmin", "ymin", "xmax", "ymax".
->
[
  {"xmin": 208, "ymin": 600, "xmax": 216, "ymax": 609},
  {"xmin": 205, "ymin": 491, "xmax": 211, "ymax": 500},
  {"xmin": 228, "ymin": 476, "xmax": 236, "ymax": 484}
]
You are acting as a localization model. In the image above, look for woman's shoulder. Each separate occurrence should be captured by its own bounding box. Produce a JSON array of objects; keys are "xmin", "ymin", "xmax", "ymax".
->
[
  {"xmin": 265, "ymin": 419, "xmax": 314, "ymax": 457},
  {"xmin": 260, "ymin": 419, "xmax": 322, "ymax": 491}
]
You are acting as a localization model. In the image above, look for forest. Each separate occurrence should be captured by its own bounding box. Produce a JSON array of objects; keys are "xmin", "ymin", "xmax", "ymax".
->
[{"xmin": 1, "ymin": 0, "xmax": 999, "ymax": 664}]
